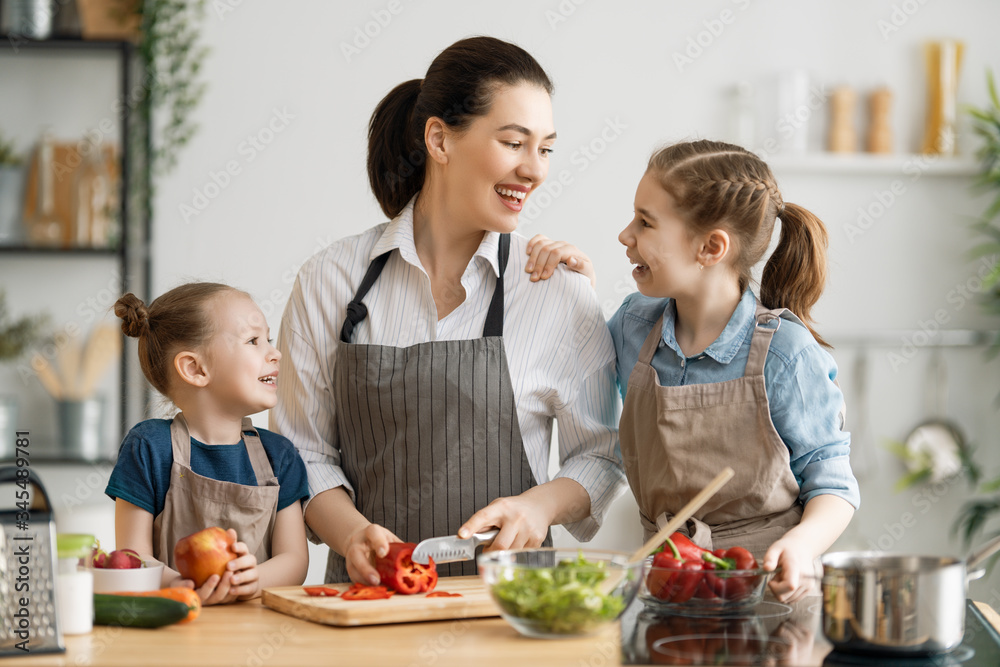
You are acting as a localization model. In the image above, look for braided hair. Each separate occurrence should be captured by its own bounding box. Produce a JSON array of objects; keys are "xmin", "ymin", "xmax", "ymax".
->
[{"xmin": 647, "ymin": 140, "xmax": 829, "ymax": 347}]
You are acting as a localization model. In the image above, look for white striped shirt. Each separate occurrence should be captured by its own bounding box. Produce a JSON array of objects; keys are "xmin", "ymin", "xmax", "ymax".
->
[{"xmin": 271, "ymin": 199, "xmax": 626, "ymax": 541}]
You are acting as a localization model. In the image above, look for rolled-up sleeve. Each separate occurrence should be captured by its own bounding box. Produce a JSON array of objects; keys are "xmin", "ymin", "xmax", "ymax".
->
[
  {"xmin": 767, "ymin": 344, "xmax": 861, "ymax": 510},
  {"xmin": 271, "ymin": 272, "xmax": 354, "ymax": 516},
  {"xmin": 552, "ymin": 357, "xmax": 627, "ymax": 541}
]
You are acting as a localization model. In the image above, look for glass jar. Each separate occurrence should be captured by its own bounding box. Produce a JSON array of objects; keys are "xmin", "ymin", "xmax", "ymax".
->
[{"xmin": 56, "ymin": 533, "xmax": 95, "ymax": 635}]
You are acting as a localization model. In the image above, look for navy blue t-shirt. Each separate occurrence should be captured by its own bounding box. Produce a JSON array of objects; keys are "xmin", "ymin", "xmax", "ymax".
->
[{"xmin": 105, "ymin": 418, "xmax": 309, "ymax": 518}]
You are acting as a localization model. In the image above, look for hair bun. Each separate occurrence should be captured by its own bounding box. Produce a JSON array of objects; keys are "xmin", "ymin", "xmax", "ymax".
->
[{"xmin": 114, "ymin": 293, "xmax": 150, "ymax": 338}]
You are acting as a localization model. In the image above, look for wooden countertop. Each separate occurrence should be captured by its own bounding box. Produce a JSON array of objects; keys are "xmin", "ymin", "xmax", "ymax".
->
[{"xmin": 5, "ymin": 599, "xmax": 999, "ymax": 666}]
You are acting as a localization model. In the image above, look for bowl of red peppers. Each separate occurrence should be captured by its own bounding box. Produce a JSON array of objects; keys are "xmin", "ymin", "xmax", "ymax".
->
[{"xmin": 639, "ymin": 533, "xmax": 775, "ymax": 616}]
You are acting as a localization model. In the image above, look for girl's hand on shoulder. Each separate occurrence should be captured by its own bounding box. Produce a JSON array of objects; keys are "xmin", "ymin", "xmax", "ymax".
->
[
  {"xmin": 525, "ymin": 234, "xmax": 597, "ymax": 288},
  {"xmin": 763, "ymin": 534, "xmax": 818, "ymax": 603},
  {"xmin": 345, "ymin": 523, "xmax": 402, "ymax": 586}
]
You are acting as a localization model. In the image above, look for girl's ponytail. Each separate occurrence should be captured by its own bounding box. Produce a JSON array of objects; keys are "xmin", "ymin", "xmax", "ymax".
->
[
  {"xmin": 760, "ymin": 202, "xmax": 830, "ymax": 347},
  {"xmin": 367, "ymin": 79, "xmax": 424, "ymax": 219}
]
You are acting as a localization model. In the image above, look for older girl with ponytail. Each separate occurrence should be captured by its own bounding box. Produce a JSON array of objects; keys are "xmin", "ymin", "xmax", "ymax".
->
[{"xmin": 602, "ymin": 139, "xmax": 859, "ymax": 602}]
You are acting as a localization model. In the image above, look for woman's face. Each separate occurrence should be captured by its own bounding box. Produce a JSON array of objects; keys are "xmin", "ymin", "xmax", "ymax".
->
[
  {"xmin": 438, "ymin": 83, "xmax": 555, "ymax": 233},
  {"xmin": 618, "ymin": 172, "xmax": 703, "ymax": 298}
]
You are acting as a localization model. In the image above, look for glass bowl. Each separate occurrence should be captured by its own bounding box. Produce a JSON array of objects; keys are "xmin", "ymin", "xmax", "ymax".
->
[
  {"xmin": 90, "ymin": 561, "xmax": 164, "ymax": 593},
  {"xmin": 478, "ymin": 548, "xmax": 644, "ymax": 639},
  {"xmin": 639, "ymin": 556, "xmax": 775, "ymax": 616}
]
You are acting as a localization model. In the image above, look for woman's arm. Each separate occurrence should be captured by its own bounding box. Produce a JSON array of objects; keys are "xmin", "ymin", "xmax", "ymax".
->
[
  {"xmin": 764, "ymin": 494, "xmax": 854, "ymax": 602},
  {"xmin": 304, "ymin": 487, "xmax": 402, "ymax": 585}
]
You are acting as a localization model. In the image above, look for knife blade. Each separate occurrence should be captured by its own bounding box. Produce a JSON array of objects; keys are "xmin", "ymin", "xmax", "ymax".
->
[{"xmin": 411, "ymin": 529, "xmax": 499, "ymax": 565}]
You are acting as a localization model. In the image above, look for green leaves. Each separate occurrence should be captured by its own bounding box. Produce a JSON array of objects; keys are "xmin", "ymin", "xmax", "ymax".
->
[{"xmin": 0, "ymin": 291, "xmax": 48, "ymax": 361}]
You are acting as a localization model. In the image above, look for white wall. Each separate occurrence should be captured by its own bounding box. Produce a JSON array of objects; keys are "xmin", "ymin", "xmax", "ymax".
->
[{"xmin": 6, "ymin": 1, "xmax": 1000, "ymax": 593}]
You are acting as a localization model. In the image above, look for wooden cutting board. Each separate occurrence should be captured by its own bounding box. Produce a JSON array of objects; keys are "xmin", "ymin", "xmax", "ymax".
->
[{"xmin": 261, "ymin": 575, "xmax": 500, "ymax": 627}]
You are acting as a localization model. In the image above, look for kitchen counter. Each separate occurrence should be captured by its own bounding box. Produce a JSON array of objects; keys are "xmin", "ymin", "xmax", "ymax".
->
[{"xmin": 4, "ymin": 598, "xmax": 1000, "ymax": 666}]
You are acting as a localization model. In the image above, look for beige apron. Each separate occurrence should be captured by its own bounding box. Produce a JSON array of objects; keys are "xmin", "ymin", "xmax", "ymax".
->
[
  {"xmin": 152, "ymin": 413, "xmax": 279, "ymax": 569},
  {"xmin": 619, "ymin": 302, "xmax": 803, "ymax": 562}
]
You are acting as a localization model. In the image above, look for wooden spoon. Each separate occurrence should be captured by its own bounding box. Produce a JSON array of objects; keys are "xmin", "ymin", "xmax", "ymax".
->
[{"xmin": 600, "ymin": 466, "xmax": 735, "ymax": 593}]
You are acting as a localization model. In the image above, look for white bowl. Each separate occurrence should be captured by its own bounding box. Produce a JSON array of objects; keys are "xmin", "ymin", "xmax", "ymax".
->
[{"xmin": 90, "ymin": 561, "xmax": 164, "ymax": 593}]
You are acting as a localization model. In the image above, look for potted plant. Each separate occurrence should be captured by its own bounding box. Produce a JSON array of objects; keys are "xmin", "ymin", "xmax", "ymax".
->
[
  {"xmin": 0, "ymin": 289, "xmax": 48, "ymax": 456},
  {"xmin": 953, "ymin": 69, "xmax": 1000, "ymax": 552},
  {"xmin": 0, "ymin": 130, "xmax": 26, "ymax": 244}
]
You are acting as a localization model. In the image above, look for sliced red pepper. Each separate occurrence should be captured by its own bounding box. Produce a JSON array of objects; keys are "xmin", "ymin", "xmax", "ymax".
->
[
  {"xmin": 375, "ymin": 542, "xmax": 438, "ymax": 595},
  {"xmin": 341, "ymin": 583, "xmax": 395, "ymax": 600},
  {"xmin": 425, "ymin": 591, "xmax": 462, "ymax": 598},
  {"xmin": 303, "ymin": 585, "xmax": 340, "ymax": 597}
]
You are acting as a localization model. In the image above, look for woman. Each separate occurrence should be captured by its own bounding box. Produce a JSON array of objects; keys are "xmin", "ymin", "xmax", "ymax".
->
[{"xmin": 272, "ymin": 37, "xmax": 625, "ymax": 584}]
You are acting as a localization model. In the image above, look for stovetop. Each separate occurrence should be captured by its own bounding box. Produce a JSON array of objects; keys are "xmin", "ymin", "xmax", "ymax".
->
[{"xmin": 619, "ymin": 597, "xmax": 1000, "ymax": 666}]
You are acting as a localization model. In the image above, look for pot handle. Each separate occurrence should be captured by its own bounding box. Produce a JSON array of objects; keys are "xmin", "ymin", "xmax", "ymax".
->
[{"xmin": 966, "ymin": 534, "xmax": 1000, "ymax": 581}]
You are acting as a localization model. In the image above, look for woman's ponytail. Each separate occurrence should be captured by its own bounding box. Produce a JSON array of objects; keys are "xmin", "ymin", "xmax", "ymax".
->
[
  {"xmin": 760, "ymin": 202, "xmax": 830, "ymax": 347},
  {"xmin": 367, "ymin": 79, "xmax": 424, "ymax": 219}
]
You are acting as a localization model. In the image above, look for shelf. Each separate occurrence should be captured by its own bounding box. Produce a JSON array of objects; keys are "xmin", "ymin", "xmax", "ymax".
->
[
  {"xmin": 826, "ymin": 329, "xmax": 999, "ymax": 348},
  {"xmin": 0, "ymin": 35, "xmax": 132, "ymax": 52},
  {"xmin": 768, "ymin": 153, "xmax": 980, "ymax": 177},
  {"xmin": 0, "ymin": 244, "xmax": 120, "ymax": 255}
]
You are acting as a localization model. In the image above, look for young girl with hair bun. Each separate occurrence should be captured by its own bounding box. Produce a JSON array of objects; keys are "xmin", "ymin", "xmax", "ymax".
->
[
  {"xmin": 106, "ymin": 283, "xmax": 309, "ymax": 604},
  {"xmin": 542, "ymin": 139, "xmax": 860, "ymax": 602}
]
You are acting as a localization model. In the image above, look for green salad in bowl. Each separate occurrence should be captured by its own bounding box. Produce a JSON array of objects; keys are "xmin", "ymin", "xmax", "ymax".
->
[{"xmin": 478, "ymin": 548, "xmax": 644, "ymax": 638}]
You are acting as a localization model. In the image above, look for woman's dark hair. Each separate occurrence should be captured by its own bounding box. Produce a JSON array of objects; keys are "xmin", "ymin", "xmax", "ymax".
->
[
  {"xmin": 367, "ymin": 36, "xmax": 553, "ymax": 218},
  {"xmin": 647, "ymin": 140, "xmax": 830, "ymax": 347},
  {"xmin": 114, "ymin": 283, "xmax": 242, "ymax": 396}
]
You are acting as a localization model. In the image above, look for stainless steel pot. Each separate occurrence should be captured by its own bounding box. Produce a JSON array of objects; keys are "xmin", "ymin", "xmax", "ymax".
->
[{"xmin": 820, "ymin": 535, "xmax": 1000, "ymax": 656}]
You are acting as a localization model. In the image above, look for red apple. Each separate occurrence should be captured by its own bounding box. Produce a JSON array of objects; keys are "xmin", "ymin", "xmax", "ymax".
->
[
  {"xmin": 107, "ymin": 548, "xmax": 143, "ymax": 569},
  {"xmin": 173, "ymin": 527, "xmax": 238, "ymax": 587}
]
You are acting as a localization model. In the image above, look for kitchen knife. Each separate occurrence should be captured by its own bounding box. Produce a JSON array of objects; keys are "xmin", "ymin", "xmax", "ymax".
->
[{"xmin": 411, "ymin": 529, "xmax": 499, "ymax": 565}]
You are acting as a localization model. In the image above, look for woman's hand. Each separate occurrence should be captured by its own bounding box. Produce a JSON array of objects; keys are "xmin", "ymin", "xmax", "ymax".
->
[
  {"xmin": 763, "ymin": 533, "xmax": 818, "ymax": 603},
  {"xmin": 457, "ymin": 480, "xmax": 589, "ymax": 551},
  {"xmin": 457, "ymin": 494, "xmax": 551, "ymax": 551},
  {"xmin": 344, "ymin": 523, "xmax": 402, "ymax": 585},
  {"xmin": 525, "ymin": 234, "xmax": 596, "ymax": 288}
]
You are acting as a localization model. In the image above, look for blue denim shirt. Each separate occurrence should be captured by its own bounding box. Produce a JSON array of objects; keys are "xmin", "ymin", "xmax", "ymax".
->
[{"xmin": 608, "ymin": 289, "xmax": 860, "ymax": 509}]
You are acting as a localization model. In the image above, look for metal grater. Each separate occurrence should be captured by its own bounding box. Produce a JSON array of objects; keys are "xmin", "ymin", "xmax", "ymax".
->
[{"xmin": 0, "ymin": 465, "xmax": 64, "ymax": 656}]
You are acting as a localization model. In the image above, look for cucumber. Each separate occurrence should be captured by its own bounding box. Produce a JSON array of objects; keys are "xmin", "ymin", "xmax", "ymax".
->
[{"xmin": 93, "ymin": 593, "xmax": 190, "ymax": 628}]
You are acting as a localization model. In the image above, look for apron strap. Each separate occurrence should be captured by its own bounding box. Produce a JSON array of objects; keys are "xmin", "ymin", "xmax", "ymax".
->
[
  {"xmin": 482, "ymin": 234, "xmax": 510, "ymax": 338},
  {"xmin": 339, "ymin": 235, "xmax": 511, "ymax": 343},
  {"xmin": 637, "ymin": 312, "xmax": 665, "ymax": 365},
  {"xmin": 340, "ymin": 251, "xmax": 392, "ymax": 343},
  {"xmin": 170, "ymin": 413, "xmax": 193, "ymax": 467},
  {"xmin": 240, "ymin": 418, "xmax": 276, "ymax": 485},
  {"xmin": 745, "ymin": 302, "xmax": 794, "ymax": 377}
]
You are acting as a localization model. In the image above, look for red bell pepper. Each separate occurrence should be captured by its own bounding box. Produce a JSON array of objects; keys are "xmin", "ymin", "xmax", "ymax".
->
[
  {"xmin": 375, "ymin": 542, "xmax": 438, "ymax": 595},
  {"xmin": 648, "ymin": 533, "xmax": 746, "ymax": 603},
  {"xmin": 648, "ymin": 537, "xmax": 706, "ymax": 603},
  {"xmin": 341, "ymin": 583, "xmax": 395, "ymax": 600},
  {"xmin": 303, "ymin": 585, "xmax": 340, "ymax": 597},
  {"xmin": 706, "ymin": 546, "xmax": 759, "ymax": 600},
  {"xmin": 425, "ymin": 591, "xmax": 462, "ymax": 598}
]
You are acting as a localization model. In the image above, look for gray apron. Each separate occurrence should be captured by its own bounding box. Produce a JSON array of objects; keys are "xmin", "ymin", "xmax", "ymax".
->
[
  {"xmin": 152, "ymin": 413, "xmax": 279, "ymax": 569},
  {"xmin": 327, "ymin": 234, "xmax": 549, "ymax": 583},
  {"xmin": 618, "ymin": 301, "xmax": 803, "ymax": 563}
]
